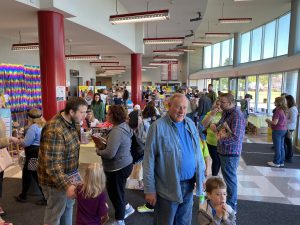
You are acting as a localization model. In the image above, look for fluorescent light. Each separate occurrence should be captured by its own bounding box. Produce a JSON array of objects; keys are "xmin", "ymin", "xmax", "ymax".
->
[
  {"xmin": 66, "ymin": 54, "xmax": 101, "ymax": 60},
  {"xmin": 109, "ymin": 9, "xmax": 170, "ymax": 24},
  {"xmin": 141, "ymin": 68, "xmax": 147, "ymax": 71},
  {"xmin": 11, "ymin": 43, "xmax": 39, "ymax": 51},
  {"xmin": 192, "ymin": 41, "xmax": 212, "ymax": 46},
  {"xmin": 90, "ymin": 61, "xmax": 119, "ymax": 66},
  {"xmin": 176, "ymin": 48, "xmax": 196, "ymax": 52},
  {"xmin": 153, "ymin": 50, "xmax": 184, "ymax": 56},
  {"xmin": 153, "ymin": 56, "xmax": 178, "ymax": 62},
  {"xmin": 149, "ymin": 61, "xmax": 170, "ymax": 66},
  {"xmin": 144, "ymin": 37, "xmax": 184, "ymax": 45},
  {"xmin": 219, "ymin": 18, "xmax": 252, "ymax": 24},
  {"xmin": 101, "ymin": 66, "xmax": 126, "ymax": 70},
  {"xmin": 205, "ymin": 32, "xmax": 231, "ymax": 37},
  {"xmin": 142, "ymin": 66, "xmax": 158, "ymax": 69},
  {"xmin": 233, "ymin": 0, "xmax": 253, "ymax": 2}
]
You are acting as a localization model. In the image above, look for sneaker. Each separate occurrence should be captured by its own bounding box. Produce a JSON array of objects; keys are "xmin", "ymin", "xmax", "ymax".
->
[
  {"xmin": 280, "ymin": 164, "xmax": 285, "ymax": 167},
  {"xmin": 137, "ymin": 204, "xmax": 154, "ymax": 213},
  {"xmin": 267, "ymin": 161, "xmax": 280, "ymax": 168},
  {"xmin": 109, "ymin": 220, "xmax": 125, "ymax": 225},
  {"xmin": 124, "ymin": 204, "xmax": 135, "ymax": 219}
]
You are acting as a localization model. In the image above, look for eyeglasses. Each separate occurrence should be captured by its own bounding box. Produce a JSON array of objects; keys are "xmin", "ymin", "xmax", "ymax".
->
[{"xmin": 220, "ymin": 101, "xmax": 229, "ymax": 104}]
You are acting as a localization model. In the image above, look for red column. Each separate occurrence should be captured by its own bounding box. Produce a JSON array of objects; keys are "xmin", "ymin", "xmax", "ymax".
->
[
  {"xmin": 131, "ymin": 53, "xmax": 142, "ymax": 105},
  {"xmin": 38, "ymin": 11, "xmax": 66, "ymax": 120}
]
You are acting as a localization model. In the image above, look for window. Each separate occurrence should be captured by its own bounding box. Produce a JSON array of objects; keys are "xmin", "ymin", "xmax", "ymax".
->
[
  {"xmin": 241, "ymin": 32, "xmax": 250, "ymax": 63},
  {"xmin": 270, "ymin": 74, "xmax": 283, "ymax": 112},
  {"xmin": 229, "ymin": 78, "xmax": 237, "ymax": 98},
  {"xmin": 277, "ymin": 13, "xmax": 290, "ymax": 56},
  {"xmin": 204, "ymin": 46, "xmax": 212, "ymax": 69},
  {"xmin": 237, "ymin": 78, "xmax": 246, "ymax": 100},
  {"xmin": 212, "ymin": 79, "xmax": 220, "ymax": 93},
  {"xmin": 257, "ymin": 75, "xmax": 269, "ymax": 113},
  {"xmin": 263, "ymin": 21, "xmax": 276, "ymax": 59},
  {"xmin": 230, "ymin": 38, "xmax": 234, "ymax": 65},
  {"xmin": 221, "ymin": 40, "xmax": 230, "ymax": 66},
  {"xmin": 220, "ymin": 78, "xmax": 229, "ymax": 93},
  {"xmin": 212, "ymin": 43, "xmax": 221, "ymax": 67},
  {"xmin": 247, "ymin": 76, "xmax": 256, "ymax": 112},
  {"xmin": 251, "ymin": 27, "xmax": 262, "ymax": 61}
]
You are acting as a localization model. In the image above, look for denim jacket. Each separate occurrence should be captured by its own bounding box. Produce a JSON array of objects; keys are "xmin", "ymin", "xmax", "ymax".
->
[{"xmin": 143, "ymin": 114, "xmax": 206, "ymax": 203}]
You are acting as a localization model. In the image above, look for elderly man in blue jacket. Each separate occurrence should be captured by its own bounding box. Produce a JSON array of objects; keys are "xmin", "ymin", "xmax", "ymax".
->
[{"xmin": 143, "ymin": 93, "xmax": 206, "ymax": 225}]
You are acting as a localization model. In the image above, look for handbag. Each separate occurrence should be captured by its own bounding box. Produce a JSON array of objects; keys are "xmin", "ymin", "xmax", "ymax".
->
[
  {"xmin": 131, "ymin": 132, "xmax": 145, "ymax": 164},
  {"xmin": 0, "ymin": 148, "xmax": 14, "ymax": 172},
  {"xmin": 27, "ymin": 158, "xmax": 38, "ymax": 171}
]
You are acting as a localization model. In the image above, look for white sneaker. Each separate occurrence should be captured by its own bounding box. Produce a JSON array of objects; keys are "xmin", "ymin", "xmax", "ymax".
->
[
  {"xmin": 110, "ymin": 220, "xmax": 125, "ymax": 225},
  {"xmin": 267, "ymin": 161, "xmax": 280, "ymax": 167},
  {"xmin": 124, "ymin": 204, "xmax": 135, "ymax": 219}
]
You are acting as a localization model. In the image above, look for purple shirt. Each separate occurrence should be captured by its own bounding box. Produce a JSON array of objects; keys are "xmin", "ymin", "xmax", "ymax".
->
[
  {"xmin": 272, "ymin": 108, "xmax": 287, "ymax": 130},
  {"xmin": 76, "ymin": 186, "xmax": 107, "ymax": 225},
  {"xmin": 217, "ymin": 107, "xmax": 246, "ymax": 156}
]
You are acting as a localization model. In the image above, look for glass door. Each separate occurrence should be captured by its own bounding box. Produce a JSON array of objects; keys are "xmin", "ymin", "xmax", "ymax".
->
[
  {"xmin": 237, "ymin": 77, "xmax": 246, "ymax": 100},
  {"xmin": 229, "ymin": 78, "xmax": 237, "ymax": 98}
]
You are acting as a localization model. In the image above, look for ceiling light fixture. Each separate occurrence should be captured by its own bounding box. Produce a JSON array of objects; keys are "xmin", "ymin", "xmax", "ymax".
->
[
  {"xmin": 144, "ymin": 37, "xmax": 184, "ymax": 45},
  {"xmin": 109, "ymin": 9, "xmax": 170, "ymax": 24},
  {"xmin": 90, "ymin": 61, "xmax": 119, "ymax": 66},
  {"xmin": 176, "ymin": 48, "xmax": 196, "ymax": 52},
  {"xmin": 205, "ymin": 32, "xmax": 231, "ymax": 37},
  {"xmin": 153, "ymin": 50, "xmax": 184, "ymax": 56},
  {"xmin": 153, "ymin": 56, "xmax": 178, "ymax": 61},
  {"xmin": 11, "ymin": 42, "xmax": 39, "ymax": 51},
  {"xmin": 66, "ymin": 54, "xmax": 101, "ymax": 60},
  {"xmin": 101, "ymin": 66, "xmax": 126, "ymax": 70},
  {"xmin": 192, "ymin": 41, "xmax": 212, "ymax": 46},
  {"xmin": 149, "ymin": 61, "xmax": 170, "ymax": 66},
  {"xmin": 142, "ymin": 66, "xmax": 158, "ymax": 69},
  {"xmin": 219, "ymin": 18, "xmax": 252, "ymax": 24}
]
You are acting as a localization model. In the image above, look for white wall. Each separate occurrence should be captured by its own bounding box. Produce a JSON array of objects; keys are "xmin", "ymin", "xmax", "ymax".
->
[{"xmin": 65, "ymin": 61, "xmax": 96, "ymax": 85}]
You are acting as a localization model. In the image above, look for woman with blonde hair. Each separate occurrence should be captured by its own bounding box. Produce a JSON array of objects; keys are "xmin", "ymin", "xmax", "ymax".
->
[
  {"xmin": 76, "ymin": 163, "xmax": 108, "ymax": 225},
  {"xmin": 0, "ymin": 95, "xmax": 19, "ymax": 225},
  {"xmin": 15, "ymin": 108, "xmax": 47, "ymax": 205},
  {"xmin": 266, "ymin": 97, "xmax": 288, "ymax": 167}
]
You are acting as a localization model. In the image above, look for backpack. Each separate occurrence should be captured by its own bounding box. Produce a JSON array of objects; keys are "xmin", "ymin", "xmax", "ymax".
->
[{"xmin": 131, "ymin": 132, "xmax": 145, "ymax": 164}]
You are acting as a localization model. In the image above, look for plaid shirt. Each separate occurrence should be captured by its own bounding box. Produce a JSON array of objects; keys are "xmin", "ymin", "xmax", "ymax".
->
[
  {"xmin": 217, "ymin": 107, "xmax": 245, "ymax": 156},
  {"xmin": 38, "ymin": 113, "xmax": 81, "ymax": 191}
]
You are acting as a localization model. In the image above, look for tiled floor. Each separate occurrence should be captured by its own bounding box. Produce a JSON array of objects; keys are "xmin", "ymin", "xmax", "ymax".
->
[{"xmin": 6, "ymin": 133, "xmax": 300, "ymax": 208}]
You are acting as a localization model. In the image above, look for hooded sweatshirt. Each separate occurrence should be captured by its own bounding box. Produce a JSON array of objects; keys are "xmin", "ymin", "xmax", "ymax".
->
[{"xmin": 97, "ymin": 122, "xmax": 133, "ymax": 171}]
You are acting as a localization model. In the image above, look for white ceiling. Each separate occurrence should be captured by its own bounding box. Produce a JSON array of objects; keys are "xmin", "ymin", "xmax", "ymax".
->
[{"xmin": 0, "ymin": 0, "xmax": 291, "ymax": 69}]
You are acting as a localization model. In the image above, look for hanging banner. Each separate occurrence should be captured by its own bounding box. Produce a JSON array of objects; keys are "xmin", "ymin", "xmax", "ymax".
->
[{"xmin": 56, "ymin": 86, "xmax": 66, "ymax": 101}]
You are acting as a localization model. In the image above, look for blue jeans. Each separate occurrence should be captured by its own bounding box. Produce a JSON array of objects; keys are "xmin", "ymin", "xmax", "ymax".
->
[
  {"xmin": 272, "ymin": 130, "xmax": 287, "ymax": 164},
  {"xmin": 153, "ymin": 178, "xmax": 194, "ymax": 225},
  {"xmin": 42, "ymin": 185, "xmax": 75, "ymax": 225},
  {"xmin": 219, "ymin": 155, "xmax": 240, "ymax": 211}
]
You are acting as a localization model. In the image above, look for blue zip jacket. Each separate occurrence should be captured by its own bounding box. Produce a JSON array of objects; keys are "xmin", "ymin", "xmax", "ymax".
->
[{"xmin": 143, "ymin": 114, "xmax": 206, "ymax": 203}]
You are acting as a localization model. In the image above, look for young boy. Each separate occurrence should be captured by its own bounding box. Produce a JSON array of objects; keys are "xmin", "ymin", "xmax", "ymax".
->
[{"xmin": 198, "ymin": 177, "xmax": 236, "ymax": 225}]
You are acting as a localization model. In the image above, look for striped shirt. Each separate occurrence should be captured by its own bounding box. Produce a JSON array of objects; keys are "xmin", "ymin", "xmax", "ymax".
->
[
  {"xmin": 37, "ymin": 113, "xmax": 81, "ymax": 191},
  {"xmin": 217, "ymin": 107, "xmax": 245, "ymax": 156}
]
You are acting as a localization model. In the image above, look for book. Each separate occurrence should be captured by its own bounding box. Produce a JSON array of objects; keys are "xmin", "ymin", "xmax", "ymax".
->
[{"xmin": 67, "ymin": 170, "xmax": 82, "ymax": 186}]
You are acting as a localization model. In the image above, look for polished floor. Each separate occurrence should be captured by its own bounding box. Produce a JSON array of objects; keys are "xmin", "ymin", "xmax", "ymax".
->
[{"xmin": 5, "ymin": 133, "xmax": 300, "ymax": 209}]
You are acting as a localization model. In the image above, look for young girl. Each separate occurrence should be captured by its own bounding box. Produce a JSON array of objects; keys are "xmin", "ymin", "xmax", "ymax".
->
[
  {"xmin": 76, "ymin": 163, "xmax": 109, "ymax": 225},
  {"xmin": 198, "ymin": 177, "xmax": 236, "ymax": 225}
]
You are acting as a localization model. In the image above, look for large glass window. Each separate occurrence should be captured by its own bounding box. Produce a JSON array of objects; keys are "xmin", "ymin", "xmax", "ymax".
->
[
  {"xmin": 229, "ymin": 78, "xmax": 237, "ymax": 98},
  {"xmin": 251, "ymin": 27, "xmax": 262, "ymax": 61},
  {"xmin": 220, "ymin": 78, "xmax": 229, "ymax": 93},
  {"xmin": 277, "ymin": 13, "xmax": 290, "ymax": 56},
  {"xmin": 212, "ymin": 43, "xmax": 221, "ymax": 67},
  {"xmin": 263, "ymin": 21, "xmax": 276, "ymax": 59},
  {"xmin": 257, "ymin": 75, "xmax": 269, "ymax": 113},
  {"xmin": 241, "ymin": 32, "xmax": 250, "ymax": 63},
  {"xmin": 270, "ymin": 74, "xmax": 283, "ymax": 112},
  {"xmin": 212, "ymin": 79, "xmax": 220, "ymax": 93},
  {"xmin": 230, "ymin": 38, "xmax": 234, "ymax": 65},
  {"xmin": 221, "ymin": 40, "xmax": 230, "ymax": 66},
  {"xmin": 204, "ymin": 46, "xmax": 212, "ymax": 69},
  {"xmin": 237, "ymin": 78, "xmax": 246, "ymax": 100},
  {"xmin": 247, "ymin": 76, "xmax": 256, "ymax": 112}
]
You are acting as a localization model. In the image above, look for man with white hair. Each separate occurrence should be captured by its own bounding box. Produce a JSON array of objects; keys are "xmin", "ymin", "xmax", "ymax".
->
[{"xmin": 143, "ymin": 93, "xmax": 205, "ymax": 225}]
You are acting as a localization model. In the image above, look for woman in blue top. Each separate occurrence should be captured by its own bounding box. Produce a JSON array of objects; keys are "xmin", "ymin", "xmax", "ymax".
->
[{"xmin": 15, "ymin": 108, "xmax": 46, "ymax": 205}]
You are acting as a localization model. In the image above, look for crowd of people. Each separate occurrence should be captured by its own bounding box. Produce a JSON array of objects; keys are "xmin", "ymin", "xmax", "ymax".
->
[{"xmin": 0, "ymin": 83, "xmax": 298, "ymax": 225}]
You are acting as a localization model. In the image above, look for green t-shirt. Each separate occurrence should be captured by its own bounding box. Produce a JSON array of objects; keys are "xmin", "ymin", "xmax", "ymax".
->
[
  {"xmin": 203, "ymin": 111, "xmax": 222, "ymax": 146},
  {"xmin": 200, "ymin": 138, "xmax": 210, "ymax": 159}
]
